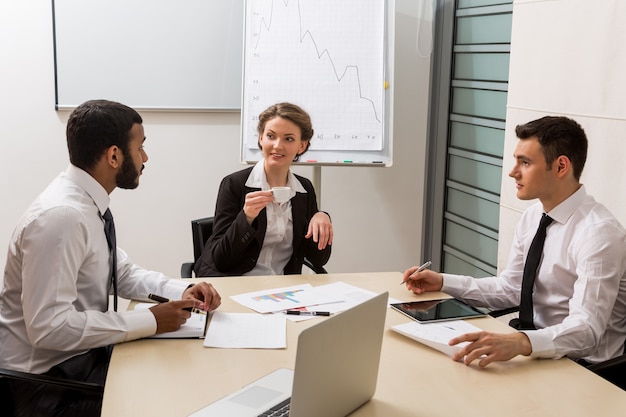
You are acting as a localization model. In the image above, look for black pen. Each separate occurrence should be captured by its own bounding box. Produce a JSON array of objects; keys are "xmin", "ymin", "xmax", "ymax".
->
[
  {"xmin": 148, "ymin": 293, "xmax": 205, "ymax": 314},
  {"xmin": 400, "ymin": 261, "xmax": 432, "ymax": 285},
  {"xmin": 284, "ymin": 310, "xmax": 331, "ymax": 316}
]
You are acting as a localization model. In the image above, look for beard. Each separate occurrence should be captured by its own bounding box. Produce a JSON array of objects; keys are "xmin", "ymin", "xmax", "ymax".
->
[{"xmin": 116, "ymin": 153, "xmax": 142, "ymax": 190}]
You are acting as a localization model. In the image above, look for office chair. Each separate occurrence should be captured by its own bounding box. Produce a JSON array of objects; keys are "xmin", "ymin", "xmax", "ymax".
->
[
  {"xmin": 488, "ymin": 306, "xmax": 520, "ymax": 318},
  {"xmin": 180, "ymin": 216, "xmax": 327, "ymax": 277},
  {"xmin": 181, "ymin": 217, "xmax": 214, "ymax": 278},
  {"xmin": 304, "ymin": 258, "xmax": 328, "ymax": 274},
  {"xmin": 587, "ymin": 345, "xmax": 626, "ymax": 390},
  {"xmin": 0, "ymin": 367, "xmax": 104, "ymax": 417}
]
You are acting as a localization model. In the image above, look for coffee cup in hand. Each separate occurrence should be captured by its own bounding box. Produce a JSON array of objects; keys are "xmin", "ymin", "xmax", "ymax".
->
[{"xmin": 271, "ymin": 187, "xmax": 291, "ymax": 203}]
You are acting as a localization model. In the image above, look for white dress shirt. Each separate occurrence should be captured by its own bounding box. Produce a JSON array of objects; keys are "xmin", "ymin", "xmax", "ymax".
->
[
  {"xmin": 0, "ymin": 165, "xmax": 189, "ymax": 373},
  {"xmin": 243, "ymin": 160, "xmax": 307, "ymax": 275},
  {"xmin": 442, "ymin": 186, "xmax": 626, "ymax": 363}
]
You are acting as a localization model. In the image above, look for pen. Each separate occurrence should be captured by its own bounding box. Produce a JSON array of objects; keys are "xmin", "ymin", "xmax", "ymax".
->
[
  {"xmin": 148, "ymin": 293, "xmax": 169, "ymax": 303},
  {"xmin": 148, "ymin": 293, "xmax": 205, "ymax": 314},
  {"xmin": 284, "ymin": 310, "xmax": 331, "ymax": 316},
  {"xmin": 400, "ymin": 260, "xmax": 432, "ymax": 284}
]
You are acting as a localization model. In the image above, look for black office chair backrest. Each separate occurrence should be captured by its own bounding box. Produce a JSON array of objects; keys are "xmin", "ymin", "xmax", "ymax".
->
[
  {"xmin": 191, "ymin": 217, "xmax": 214, "ymax": 264},
  {"xmin": 181, "ymin": 217, "xmax": 214, "ymax": 278},
  {"xmin": 587, "ymin": 339, "xmax": 626, "ymax": 390},
  {"xmin": 0, "ymin": 375, "xmax": 15, "ymax": 417},
  {"xmin": 0, "ymin": 367, "xmax": 104, "ymax": 417}
]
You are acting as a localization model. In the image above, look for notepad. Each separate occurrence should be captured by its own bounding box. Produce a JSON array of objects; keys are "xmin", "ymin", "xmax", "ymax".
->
[
  {"xmin": 134, "ymin": 303, "xmax": 208, "ymax": 338},
  {"xmin": 391, "ymin": 319, "xmax": 481, "ymax": 358}
]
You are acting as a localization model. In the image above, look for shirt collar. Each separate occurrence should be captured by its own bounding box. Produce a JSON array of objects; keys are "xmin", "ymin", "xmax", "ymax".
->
[
  {"xmin": 546, "ymin": 184, "xmax": 587, "ymax": 225},
  {"xmin": 65, "ymin": 164, "xmax": 111, "ymax": 215},
  {"xmin": 245, "ymin": 160, "xmax": 307, "ymax": 193}
]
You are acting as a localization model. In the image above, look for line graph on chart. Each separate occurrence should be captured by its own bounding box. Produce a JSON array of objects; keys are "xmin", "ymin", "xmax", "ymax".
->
[{"xmin": 243, "ymin": 0, "xmax": 386, "ymax": 152}]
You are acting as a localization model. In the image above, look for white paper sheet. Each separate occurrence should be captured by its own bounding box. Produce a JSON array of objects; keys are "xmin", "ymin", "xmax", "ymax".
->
[
  {"xmin": 203, "ymin": 312, "xmax": 287, "ymax": 349},
  {"xmin": 301, "ymin": 281, "xmax": 402, "ymax": 314}
]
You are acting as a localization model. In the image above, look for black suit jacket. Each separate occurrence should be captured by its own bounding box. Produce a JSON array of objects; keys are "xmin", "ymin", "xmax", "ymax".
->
[{"xmin": 194, "ymin": 167, "xmax": 331, "ymax": 277}]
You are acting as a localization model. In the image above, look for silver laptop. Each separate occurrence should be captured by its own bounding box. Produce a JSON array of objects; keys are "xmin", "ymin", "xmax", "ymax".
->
[{"xmin": 189, "ymin": 291, "xmax": 389, "ymax": 417}]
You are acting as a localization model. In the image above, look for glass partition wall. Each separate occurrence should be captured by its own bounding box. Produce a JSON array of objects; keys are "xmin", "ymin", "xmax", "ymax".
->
[{"xmin": 424, "ymin": 0, "xmax": 513, "ymax": 276}]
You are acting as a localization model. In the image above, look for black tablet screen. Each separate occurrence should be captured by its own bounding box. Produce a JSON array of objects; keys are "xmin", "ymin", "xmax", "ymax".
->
[{"xmin": 390, "ymin": 298, "xmax": 485, "ymax": 323}]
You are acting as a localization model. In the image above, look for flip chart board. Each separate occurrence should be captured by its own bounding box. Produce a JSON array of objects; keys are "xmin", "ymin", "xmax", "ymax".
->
[{"xmin": 240, "ymin": 0, "xmax": 394, "ymax": 166}]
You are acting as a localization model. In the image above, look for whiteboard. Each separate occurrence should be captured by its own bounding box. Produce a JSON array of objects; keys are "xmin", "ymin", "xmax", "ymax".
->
[
  {"xmin": 240, "ymin": 0, "xmax": 394, "ymax": 166},
  {"xmin": 52, "ymin": 0, "xmax": 243, "ymax": 111}
]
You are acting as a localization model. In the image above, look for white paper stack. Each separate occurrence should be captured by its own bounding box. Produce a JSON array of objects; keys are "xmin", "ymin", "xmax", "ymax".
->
[{"xmin": 391, "ymin": 320, "xmax": 481, "ymax": 358}]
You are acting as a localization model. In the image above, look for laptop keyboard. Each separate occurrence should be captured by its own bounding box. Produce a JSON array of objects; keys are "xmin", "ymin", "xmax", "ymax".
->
[{"xmin": 258, "ymin": 397, "xmax": 291, "ymax": 417}]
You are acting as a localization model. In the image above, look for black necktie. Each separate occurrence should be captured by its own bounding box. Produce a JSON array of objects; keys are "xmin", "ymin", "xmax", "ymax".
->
[
  {"xmin": 516, "ymin": 213, "xmax": 554, "ymax": 330},
  {"xmin": 103, "ymin": 208, "xmax": 118, "ymax": 312}
]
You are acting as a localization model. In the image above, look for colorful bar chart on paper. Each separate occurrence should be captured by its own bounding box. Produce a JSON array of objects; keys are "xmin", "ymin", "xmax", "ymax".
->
[
  {"xmin": 231, "ymin": 284, "xmax": 343, "ymax": 314},
  {"xmin": 252, "ymin": 290, "xmax": 304, "ymax": 303}
]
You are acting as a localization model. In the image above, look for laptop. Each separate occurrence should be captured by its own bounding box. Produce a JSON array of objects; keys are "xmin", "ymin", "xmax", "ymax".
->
[{"xmin": 189, "ymin": 291, "xmax": 389, "ymax": 417}]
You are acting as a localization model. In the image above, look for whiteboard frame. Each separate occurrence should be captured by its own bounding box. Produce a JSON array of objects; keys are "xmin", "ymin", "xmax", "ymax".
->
[
  {"xmin": 240, "ymin": 0, "xmax": 394, "ymax": 167},
  {"xmin": 51, "ymin": 0, "xmax": 244, "ymax": 112}
]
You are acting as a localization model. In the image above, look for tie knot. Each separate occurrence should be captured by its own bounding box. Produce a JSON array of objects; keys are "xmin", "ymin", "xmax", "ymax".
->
[
  {"xmin": 103, "ymin": 208, "xmax": 113, "ymax": 221},
  {"xmin": 540, "ymin": 213, "xmax": 553, "ymax": 229}
]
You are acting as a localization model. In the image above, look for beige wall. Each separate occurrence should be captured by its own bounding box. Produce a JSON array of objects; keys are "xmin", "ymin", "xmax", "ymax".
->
[
  {"xmin": 0, "ymin": 0, "xmax": 431, "ymax": 279},
  {"xmin": 499, "ymin": 0, "xmax": 626, "ymax": 271}
]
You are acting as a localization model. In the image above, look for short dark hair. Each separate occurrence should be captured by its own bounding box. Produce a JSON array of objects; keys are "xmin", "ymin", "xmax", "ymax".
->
[
  {"xmin": 66, "ymin": 100, "xmax": 143, "ymax": 171},
  {"xmin": 257, "ymin": 102, "xmax": 314, "ymax": 162},
  {"xmin": 515, "ymin": 116, "xmax": 588, "ymax": 180}
]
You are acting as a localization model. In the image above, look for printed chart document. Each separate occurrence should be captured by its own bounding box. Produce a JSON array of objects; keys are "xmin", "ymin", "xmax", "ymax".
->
[
  {"xmin": 391, "ymin": 319, "xmax": 481, "ymax": 358},
  {"xmin": 230, "ymin": 284, "xmax": 343, "ymax": 313},
  {"xmin": 232, "ymin": 281, "xmax": 401, "ymax": 318},
  {"xmin": 203, "ymin": 312, "xmax": 286, "ymax": 349},
  {"xmin": 134, "ymin": 303, "xmax": 207, "ymax": 338},
  {"xmin": 278, "ymin": 281, "xmax": 403, "ymax": 321}
]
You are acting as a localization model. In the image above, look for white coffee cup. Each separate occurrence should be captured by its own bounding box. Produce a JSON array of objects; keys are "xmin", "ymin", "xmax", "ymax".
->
[{"xmin": 271, "ymin": 187, "xmax": 291, "ymax": 203}]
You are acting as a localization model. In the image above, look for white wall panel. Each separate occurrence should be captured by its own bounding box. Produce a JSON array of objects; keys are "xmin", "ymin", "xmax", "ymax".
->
[{"xmin": 498, "ymin": 0, "xmax": 626, "ymax": 271}]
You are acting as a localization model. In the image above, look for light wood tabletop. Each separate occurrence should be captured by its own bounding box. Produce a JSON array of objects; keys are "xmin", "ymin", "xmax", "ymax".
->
[{"xmin": 101, "ymin": 272, "xmax": 626, "ymax": 417}]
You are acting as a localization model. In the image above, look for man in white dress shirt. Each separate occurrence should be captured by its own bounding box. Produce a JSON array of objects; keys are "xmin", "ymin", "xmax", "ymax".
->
[
  {"xmin": 403, "ymin": 116, "xmax": 626, "ymax": 369},
  {"xmin": 0, "ymin": 100, "xmax": 221, "ymax": 416}
]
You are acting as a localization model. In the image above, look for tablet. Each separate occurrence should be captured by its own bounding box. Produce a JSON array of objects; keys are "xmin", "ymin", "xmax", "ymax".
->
[{"xmin": 390, "ymin": 298, "xmax": 486, "ymax": 323}]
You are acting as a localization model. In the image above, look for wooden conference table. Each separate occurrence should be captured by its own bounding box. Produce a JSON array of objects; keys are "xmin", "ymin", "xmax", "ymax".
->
[{"xmin": 101, "ymin": 272, "xmax": 626, "ymax": 416}]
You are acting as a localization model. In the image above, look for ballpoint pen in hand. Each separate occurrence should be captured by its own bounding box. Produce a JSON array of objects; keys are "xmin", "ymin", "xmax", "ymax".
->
[
  {"xmin": 148, "ymin": 293, "xmax": 206, "ymax": 314},
  {"xmin": 400, "ymin": 261, "xmax": 432, "ymax": 284}
]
